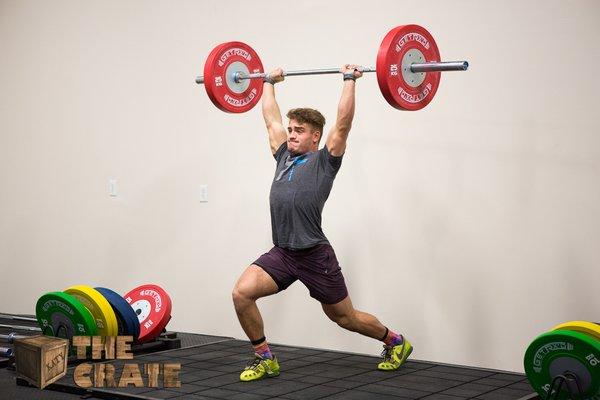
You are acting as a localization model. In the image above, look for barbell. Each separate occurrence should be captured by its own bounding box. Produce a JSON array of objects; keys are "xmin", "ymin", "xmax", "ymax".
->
[
  {"xmin": 0, "ymin": 331, "xmax": 27, "ymax": 358},
  {"xmin": 194, "ymin": 24, "xmax": 469, "ymax": 113},
  {"xmin": 0, "ymin": 323, "xmax": 41, "ymax": 332},
  {"xmin": 0, "ymin": 313, "xmax": 37, "ymax": 322}
]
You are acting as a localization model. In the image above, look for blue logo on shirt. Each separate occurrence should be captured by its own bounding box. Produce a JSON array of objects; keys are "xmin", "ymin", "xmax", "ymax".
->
[{"xmin": 288, "ymin": 157, "xmax": 308, "ymax": 181}]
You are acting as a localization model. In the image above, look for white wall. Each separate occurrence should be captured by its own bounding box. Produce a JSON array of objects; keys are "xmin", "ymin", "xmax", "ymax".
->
[{"xmin": 1, "ymin": 0, "xmax": 599, "ymax": 372}]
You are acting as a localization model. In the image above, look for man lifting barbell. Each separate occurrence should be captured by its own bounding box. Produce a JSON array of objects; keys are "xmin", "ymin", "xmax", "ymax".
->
[
  {"xmin": 195, "ymin": 24, "xmax": 469, "ymax": 382},
  {"xmin": 231, "ymin": 64, "xmax": 412, "ymax": 382}
]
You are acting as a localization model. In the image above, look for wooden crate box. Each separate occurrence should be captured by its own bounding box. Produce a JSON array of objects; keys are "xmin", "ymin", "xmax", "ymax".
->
[{"xmin": 14, "ymin": 335, "xmax": 69, "ymax": 389}]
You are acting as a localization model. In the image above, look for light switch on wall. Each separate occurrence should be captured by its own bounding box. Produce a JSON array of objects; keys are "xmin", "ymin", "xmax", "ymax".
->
[
  {"xmin": 109, "ymin": 179, "xmax": 117, "ymax": 197},
  {"xmin": 199, "ymin": 184, "xmax": 208, "ymax": 202}
]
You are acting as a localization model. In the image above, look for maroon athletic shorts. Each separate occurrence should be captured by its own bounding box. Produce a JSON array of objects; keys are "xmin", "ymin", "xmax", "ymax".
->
[{"xmin": 253, "ymin": 244, "xmax": 348, "ymax": 305}]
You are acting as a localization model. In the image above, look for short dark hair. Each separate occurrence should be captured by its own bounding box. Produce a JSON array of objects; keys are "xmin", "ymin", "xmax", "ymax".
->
[{"xmin": 286, "ymin": 108, "xmax": 326, "ymax": 143}]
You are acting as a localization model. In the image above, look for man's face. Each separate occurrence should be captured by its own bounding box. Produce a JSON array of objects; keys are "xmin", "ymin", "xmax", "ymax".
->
[{"xmin": 287, "ymin": 119, "xmax": 320, "ymax": 155}]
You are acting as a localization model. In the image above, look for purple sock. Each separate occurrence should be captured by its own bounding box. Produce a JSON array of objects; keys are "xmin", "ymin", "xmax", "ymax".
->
[
  {"xmin": 383, "ymin": 330, "xmax": 404, "ymax": 346},
  {"xmin": 254, "ymin": 341, "xmax": 273, "ymax": 359}
]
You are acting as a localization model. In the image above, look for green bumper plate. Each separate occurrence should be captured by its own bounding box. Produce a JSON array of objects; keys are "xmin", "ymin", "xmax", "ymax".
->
[
  {"xmin": 525, "ymin": 329, "xmax": 600, "ymax": 400},
  {"xmin": 36, "ymin": 291, "xmax": 97, "ymax": 338}
]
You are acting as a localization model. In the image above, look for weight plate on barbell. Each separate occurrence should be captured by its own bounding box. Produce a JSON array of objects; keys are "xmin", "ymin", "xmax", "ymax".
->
[
  {"xmin": 124, "ymin": 284, "xmax": 172, "ymax": 343},
  {"xmin": 64, "ymin": 285, "xmax": 118, "ymax": 337},
  {"xmin": 95, "ymin": 287, "xmax": 140, "ymax": 341},
  {"xmin": 524, "ymin": 329, "xmax": 600, "ymax": 400},
  {"xmin": 36, "ymin": 292, "xmax": 97, "ymax": 338},
  {"xmin": 552, "ymin": 321, "xmax": 600, "ymax": 342},
  {"xmin": 376, "ymin": 25, "xmax": 441, "ymax": 111},
  {"xmin": 203, "ymin": 41, "xmax": 264, "ymax": 113}
]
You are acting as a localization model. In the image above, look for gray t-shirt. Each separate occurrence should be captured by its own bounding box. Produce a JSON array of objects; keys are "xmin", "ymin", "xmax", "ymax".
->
[{"xmin": 269, "ymin": 142, "xmax": 343, "ymax": 250}]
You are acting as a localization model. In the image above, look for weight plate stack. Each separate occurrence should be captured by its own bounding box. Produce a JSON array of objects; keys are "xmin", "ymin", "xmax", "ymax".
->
[
  {"xmin": 552, "ymin": 321, "xmax": 600, "ymax": 342},
  {"xmin": 524, "ymin": 327, "xmax": 600, "ymax": 400}
]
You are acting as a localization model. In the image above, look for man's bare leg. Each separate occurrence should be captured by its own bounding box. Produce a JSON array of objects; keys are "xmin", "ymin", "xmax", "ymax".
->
[
  {"xmin": 232, "ymin": 264, "xmax": 278, "ymax": 341},
  {"xmin": 322, "ymin": 295, "xmax": 412, "ymax": 371}
]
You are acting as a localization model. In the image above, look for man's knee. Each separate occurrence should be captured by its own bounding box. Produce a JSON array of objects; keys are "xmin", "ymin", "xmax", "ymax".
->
[
  {"xmin": 231, "ymin": 286, "xmax": 242, "ymax": 304},
  {"xmin": 232, "ymin": 284, "xmax": 250, "ymax": 307},
  {"xmin": 232, "ymin": 278, "xmax": 261, "ymax": 307},
  {"xmin": 233, "ymin": 265, "xmax": 279, "ymax": 310}
]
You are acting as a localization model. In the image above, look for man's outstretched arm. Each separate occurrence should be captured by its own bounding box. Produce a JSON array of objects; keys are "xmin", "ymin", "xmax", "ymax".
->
[
  {"xmin": 325, "ymin": 64, "xmax": 363, "ymax": 157},
  {"xmin": 262, "ymin": 68, "xmax": 287, "ymax": 155}
]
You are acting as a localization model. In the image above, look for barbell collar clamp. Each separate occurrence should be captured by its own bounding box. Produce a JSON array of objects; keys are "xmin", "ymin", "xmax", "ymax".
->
[{"xmin": 0, "ymin": 332, "xmax": 26, "ymax": 343}]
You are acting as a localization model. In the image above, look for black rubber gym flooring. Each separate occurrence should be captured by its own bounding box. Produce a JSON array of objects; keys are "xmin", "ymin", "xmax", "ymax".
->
[
  {"xmin": 48, "ymin": 338, "xmax": 535, "ymax": 400},
  {"xmin": 1, "ymin": 314, "xmax": 537, "ymax": 400}
]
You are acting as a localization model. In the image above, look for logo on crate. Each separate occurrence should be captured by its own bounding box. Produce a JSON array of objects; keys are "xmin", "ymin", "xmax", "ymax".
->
[{"xmin": 72, "ymin": 335, "xmax": 182, "ymax": 389}]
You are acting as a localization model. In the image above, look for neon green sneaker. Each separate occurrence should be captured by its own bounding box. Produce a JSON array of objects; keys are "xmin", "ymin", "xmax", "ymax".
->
[
  {"xmin": 240, "ymin": 353, "xmax": 280, "ymax": 382},
  {"xmin": 377, "ymin": 338, "xmax": 413, "ymax": 371}
]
